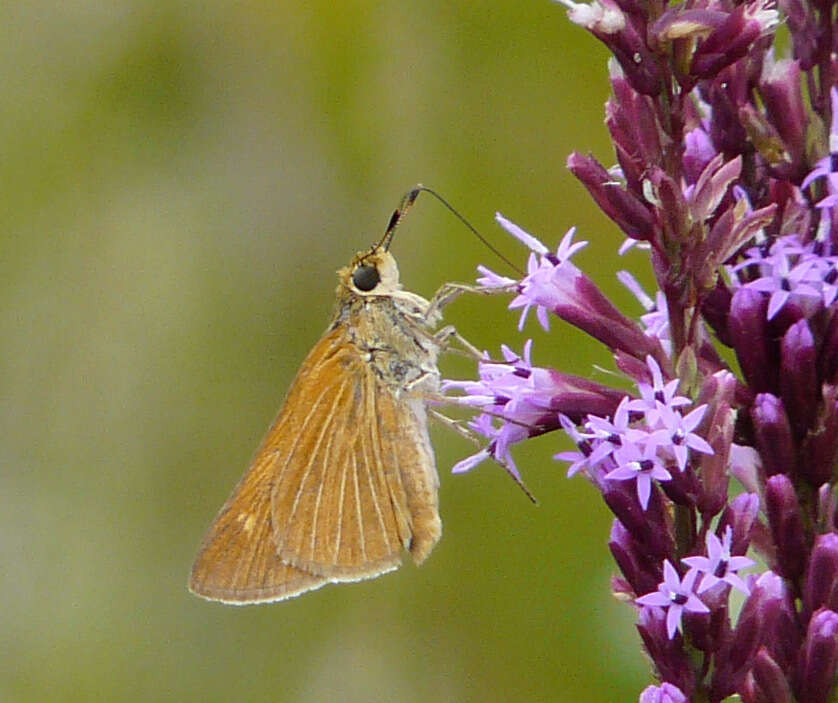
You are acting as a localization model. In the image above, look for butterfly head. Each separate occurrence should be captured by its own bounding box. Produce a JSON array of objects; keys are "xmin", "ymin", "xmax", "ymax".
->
[{"xmin": 339, "ymin": 246, "xmax": 401, "ymax": 297}]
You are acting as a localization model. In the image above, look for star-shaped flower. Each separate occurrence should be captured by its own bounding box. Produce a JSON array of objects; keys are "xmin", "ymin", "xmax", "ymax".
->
[
  {"xmin": 636, "ymin": 560, "xmax": 710, "ymax": 638},
  {"xmin": 682, "ymin": 526, "xmax": 754, "ymax": 594},
  {"xmin": 604, "ymin": 436, "xmax": 671, "ymax": 510}
]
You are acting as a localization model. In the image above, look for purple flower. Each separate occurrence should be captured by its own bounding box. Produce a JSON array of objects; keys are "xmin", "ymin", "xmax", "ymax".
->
[
  {"xmin": 636, "ymin": 560, "xmax": 710, "ymax": 639},
  {"xmin": 638, "ymin": 682, "xmax": 687, "ymax": 703},
  {"xmin": 646, "ymin": 403, "xmax": 713, "ymax": 472},
  {"xmin": 801, "ymin": 88, "xmax": 838, "ymax": 208},
  {"xmin": 733, "ymin": 237, "xmax": 823, "ymax": 320},
  {"xmin": 449, "ymin": 428, "xmax": 511, "ymax": 476},
  {"xmin": 487, "ymin": 215, "xmax": 588, "ymax": 331},
  {"xmin": 682, "ymin": 526, "xmax": 755, "ymax": 595},
  {"xmin": 555, "ymin": 413, "xmax": 594, "ymax": 477},
  {"xmin": 583, "ymin": 396, "xmax": 637, "ymax": 465},
  {"xmin": 625, "ymin": 356, "xmax": 690, "ymax": 425},
  {"xmin": 556, "ymin": 360, "xmax": 716, "ymax": 511},
  {"xmin": 619, "ymin": 272, "xmax": 672, "ymax": 355},
  {"xmin": 483, "ymin": 213, "xmax": 663, "ymax": 359},
  {"xmin": 443, "ymin": 341, "xmax": 624, "ymax": 479},
  {"xmin": 605, "ymin": 438, "xmax": 672, "ymax": 510}
]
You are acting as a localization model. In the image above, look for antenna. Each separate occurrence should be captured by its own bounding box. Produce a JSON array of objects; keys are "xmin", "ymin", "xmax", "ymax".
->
[{"xmin": 378, "ymin": 184, "xmax": 524, "ymax": 276}]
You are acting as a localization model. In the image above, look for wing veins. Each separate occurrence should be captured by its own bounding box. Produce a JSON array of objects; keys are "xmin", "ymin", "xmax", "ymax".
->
[
  {"xmin": 273, "ymin": 366, "xmax": 350, "ymax": 491},
  {"xmin": 384, "ymin": 416, "xmax": 409, "ymax": 549},
  {"xmin": 334, "ymin": 443, "xmax": 349, "ymax": 563},
  {"xmin": 286, "ymin": 377, "xmax": 352, "ymax": 527},
  {"xmin": 308, "ymin": 402, "xmax": 339, "ymax": 559},
  {"xmin": 361, "ymin": 378, "xmax": 394, "ymax": 553},
  {"xmin": 237, "ymin": 518, "xmax": 270, "ymax": 591},
  {"xmin": 351, "ymin": 452, "xmax": 366, "ymax": 562}
]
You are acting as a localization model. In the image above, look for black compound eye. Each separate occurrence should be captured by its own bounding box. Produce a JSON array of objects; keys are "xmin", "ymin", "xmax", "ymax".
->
[{"xmin": 352, "ymin": 264, "xmax": 380, "ymax": 291}]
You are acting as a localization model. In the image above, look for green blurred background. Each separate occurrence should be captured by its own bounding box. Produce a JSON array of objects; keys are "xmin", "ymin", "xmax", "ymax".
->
[{"xmin": 2, "ymin": 2, "xmax": 654, "ymax": 701}]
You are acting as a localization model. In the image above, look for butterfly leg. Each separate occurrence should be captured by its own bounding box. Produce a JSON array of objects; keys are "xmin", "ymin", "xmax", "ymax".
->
[
  {"xmin": 427, "ymin": 397, "xmax": 539, "ymax": 504},
  {"xmin": 431, "ymin": 324, "xmax": 484, "ymax": 359},
  {"xmin": 425, "ymin": 281, "xmax": 517, "ymax": 320},
  {"xmin": 409, "ymin": 318, "xmax": 511, "ymax": 364},
  {"xmin": 428, "ymin": 408, "xmax": 482, "ymax": 445}
]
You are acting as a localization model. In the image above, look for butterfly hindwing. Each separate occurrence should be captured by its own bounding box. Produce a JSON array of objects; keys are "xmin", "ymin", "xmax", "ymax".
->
[{"xmin": 268, "ymin": 324, "xmax": 441, "ymax": 579}]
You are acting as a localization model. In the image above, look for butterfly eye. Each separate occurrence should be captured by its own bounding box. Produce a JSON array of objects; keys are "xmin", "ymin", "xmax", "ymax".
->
[{"xmin": 352, "ymin": 264, "xmax": 380, "ymax": 292}]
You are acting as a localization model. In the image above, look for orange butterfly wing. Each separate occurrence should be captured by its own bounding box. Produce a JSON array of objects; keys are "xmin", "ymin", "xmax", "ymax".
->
[
  {"xmin": 189, "ymin": 322, "xmax": 441, "ymax": 603},
  {"xmin": 269, "ymin": 339, "xmax": 441, "ymax": 578}
]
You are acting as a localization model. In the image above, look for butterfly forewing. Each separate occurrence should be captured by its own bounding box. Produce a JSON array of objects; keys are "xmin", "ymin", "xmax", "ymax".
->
[
  {"xmin": 188, "ymin": 437, "xmax": 327, "ymax": 603},
  {"xmin": 188, "ymin": 327, "xmax": 353, "ymax": 603}
]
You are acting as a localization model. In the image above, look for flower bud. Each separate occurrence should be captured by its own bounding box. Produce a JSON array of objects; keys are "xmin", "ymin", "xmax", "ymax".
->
[
  {"xmin": 803, "ymin": 533, "xmax": 838, "ymax": 617},
  {"xmin": 765, "ymin": 474, "xmax": 808, "ymax": 580},
  {"xmin": 750, "ymin": 394, "xmax": 796, "ymax": 477},
  {"xmin": 795, "ymin": 609, "xmax": 838, "ymax": 703},
  {"xmin": 779, "ymin": 319, "xmax": 818, "ymax": 435},
  {"xmin": 730, "ymin": 288, "xmax": 775, "ymax": 393}
]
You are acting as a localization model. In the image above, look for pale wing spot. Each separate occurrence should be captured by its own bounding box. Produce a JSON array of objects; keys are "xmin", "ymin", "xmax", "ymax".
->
[{"xmin": 235, "ymin": 513, "xmax": 271, "ymax": 591}]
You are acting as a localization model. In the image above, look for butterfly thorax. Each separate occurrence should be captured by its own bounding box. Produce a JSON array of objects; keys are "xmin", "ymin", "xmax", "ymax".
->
[{"xmin": 331, "ymin": 247, "xmax": 441, "ymax": 396}]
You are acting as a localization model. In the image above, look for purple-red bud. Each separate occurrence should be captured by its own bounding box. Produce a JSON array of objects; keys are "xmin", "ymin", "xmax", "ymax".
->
[
  {"xmin": 803, "ymin": 533, "xmax": 838, "ymax": 618},
  {"xmin": 748, "ymin": 647, "xmax": 793, "ymax": 703},
  {"xmin": 637, "ymin": 607, "xmax": 696, "ymax": 695},
  {"xmin": 765, "ymin": 475, "xmax": 808, "ymax": 580},
  {"xmin": 779, "ymin": 319, "xmax": 818, "ymax": 435},
  {"xmin": 730, "ymin": 288, "xmax": 775, "ymax": 393},
  {"xmin": 609, "ymin": 519, "xmax": 662, "ymax": 596},
  {"xmin": 733, "ymin": 572, "xmax": 799, "ymax": 671},
  {"xmin": 750, "ymin": 394, "xmax": 796, "ymax": 477},
  {"xmin": 601, "ymin": 478, "xmax": 674, "ymax": 560},
  {"xmin": 800, "ymin": 385, "xmax": 838, "ymax": 486},
  {"xmin": 719, "ymin": 492, "xmax": 760, "ymax": 555},
  {"xmin": 567, "ymin": 151, "xmax": 657, "ymax": 240},
  {"xmin": 795, "ymin": 608, "xmax": 838, "ymax": 703}
]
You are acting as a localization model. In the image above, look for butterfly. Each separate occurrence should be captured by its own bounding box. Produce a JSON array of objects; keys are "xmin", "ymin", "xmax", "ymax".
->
[{"xmin": 189, "ymin": 187, "xmax": 468, "ymax": 604}]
